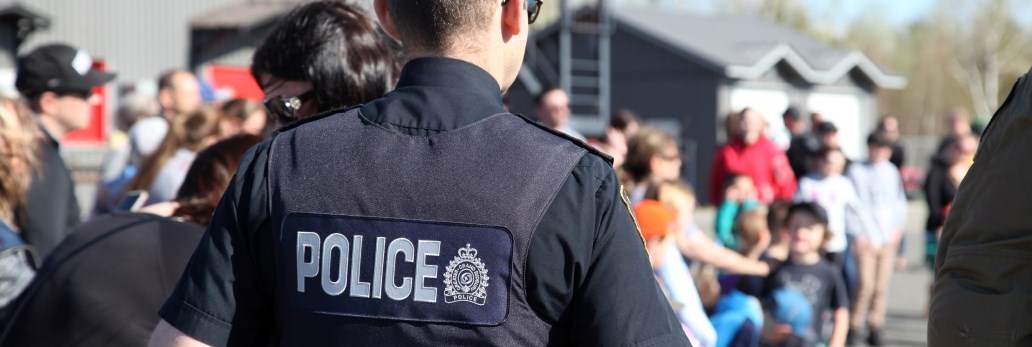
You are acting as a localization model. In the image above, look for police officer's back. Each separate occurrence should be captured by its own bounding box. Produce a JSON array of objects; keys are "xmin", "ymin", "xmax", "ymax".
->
[{"xmin": 149, "ymin": 1, "xmax": 690, "ymax": 346}]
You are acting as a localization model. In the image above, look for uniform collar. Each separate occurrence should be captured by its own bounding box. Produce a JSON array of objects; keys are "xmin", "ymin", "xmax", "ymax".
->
[{"xmin": 360, "ymin": 57, "xmax": 506, "ymax": 135}]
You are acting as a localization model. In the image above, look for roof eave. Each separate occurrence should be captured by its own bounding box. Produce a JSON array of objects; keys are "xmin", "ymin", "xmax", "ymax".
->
[{"xmin": 728, "ymin": 47, "xmax": 907, "ymax": 89}]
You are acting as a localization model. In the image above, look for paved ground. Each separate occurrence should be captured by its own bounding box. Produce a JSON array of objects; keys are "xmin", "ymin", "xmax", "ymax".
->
[{"xmin": 881, "ymin": 201, "xmax": 930, "ymax": 347}]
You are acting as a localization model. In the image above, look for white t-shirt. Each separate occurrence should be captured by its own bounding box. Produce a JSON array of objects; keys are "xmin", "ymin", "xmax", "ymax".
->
[
  {"xmin": 148, "ymin": 148, "xmax": 197, "ymax": 204},
  {"xmin": 794, "ymin": 174, "xmax": 877, "ymax": 253}
]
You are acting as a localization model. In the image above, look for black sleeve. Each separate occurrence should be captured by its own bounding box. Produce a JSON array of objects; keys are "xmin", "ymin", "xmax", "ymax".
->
[
  {"xmin": 923, "ymin": 166, "xmax": 946, "ymax": 230},
  {"xmin": 525, "ymin": 155, "xmax": 690, "ymax": 347},
  {"xmin": 890, "ymin": 143, "xmax": 905, "ymax": 169},
  {"xmin": 158, "ymin": 142, "xmax": 274, "ymax": 347},
  {"xmin": 827, "ymin": 265, "xmax": 848, "ymax": 310}
]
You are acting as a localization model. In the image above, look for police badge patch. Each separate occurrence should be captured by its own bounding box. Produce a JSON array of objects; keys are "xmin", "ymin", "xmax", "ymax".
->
[
  {"xmin": 444, "ymin": 244, "xmax": 489, "ymax": 305},
  {"xmin": 283, "ymin": 213, "xmax": 513, "ymax": 326}
]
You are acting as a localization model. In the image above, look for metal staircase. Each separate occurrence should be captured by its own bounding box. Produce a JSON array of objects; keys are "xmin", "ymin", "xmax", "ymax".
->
[{"xmin": 525, "ymin": 0, "xmax": 612, "ymax": 136}]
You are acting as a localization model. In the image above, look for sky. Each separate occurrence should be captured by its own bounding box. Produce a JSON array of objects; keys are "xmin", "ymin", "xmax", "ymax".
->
[{"xmin": 620, "ymin": 0, "xmax": 1032, "ymax": 33}]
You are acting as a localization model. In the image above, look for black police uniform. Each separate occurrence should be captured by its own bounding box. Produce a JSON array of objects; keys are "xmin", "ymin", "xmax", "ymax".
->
[{"xmin": 159, "ymin": 58, "xmax": 690, "ymax": 346}]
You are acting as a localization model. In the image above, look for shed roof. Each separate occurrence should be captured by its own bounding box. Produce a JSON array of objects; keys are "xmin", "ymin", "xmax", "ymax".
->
[
  {"xmin": 611, "ymin": 7, "xmax": 906, "ymax": 89},
  {"xmin": 191, "ymin": 1, "xmax": 295, "ymax": 31}
]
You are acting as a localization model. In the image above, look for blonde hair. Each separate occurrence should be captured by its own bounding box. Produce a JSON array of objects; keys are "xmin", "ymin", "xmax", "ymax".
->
[
  {"xmin": 646, "ymin": 179, "xmax": 696, "ymax": 216},
  {"xmin": 127, "ymin": 107, "xmax": 220, "ymax": 193},
  {"xmin": 735, "ymin": 206, "xmax": 769, "ymax": 254},
  {"xmin": 0, "ymin": 98, "xmax": 40, "ymax": 225}
]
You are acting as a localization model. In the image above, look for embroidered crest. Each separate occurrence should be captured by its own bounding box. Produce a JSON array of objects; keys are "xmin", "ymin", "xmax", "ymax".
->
[{"xmin": 443, "ymin": 243, "xmax": 489, "ymax": 306}]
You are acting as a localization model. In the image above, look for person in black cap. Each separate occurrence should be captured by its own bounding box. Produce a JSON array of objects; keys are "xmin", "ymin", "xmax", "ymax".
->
[
  {"xmin": 14, "ymin": 43, "xmax": 115, "ymax": 259},
  {"xmin": 149, "ymin": 0, "xmax": 689, "ymax": 346}
]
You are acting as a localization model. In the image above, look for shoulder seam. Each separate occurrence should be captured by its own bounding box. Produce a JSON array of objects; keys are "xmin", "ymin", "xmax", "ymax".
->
[
  {"xmin": 274, "ymin": 105, "xmax": 361, "ymax": 134},
  {"xmin": 512, "ymin": 113, "xmax": 614, "ymax": 165}
]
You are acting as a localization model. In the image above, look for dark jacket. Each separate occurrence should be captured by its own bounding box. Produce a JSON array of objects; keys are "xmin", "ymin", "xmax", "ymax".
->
[
  {"xmin": 15, "ymin": 129, "xmax": 81, "ymax": 259},
  {"xmin": 0, "ymin": 213, "xmax": 204, "ymax": 347},
  {"xmin": 922, "ymin": 158, "xmax": 956, "ymax": 232},
  {"xmin": 929, "ymin": 67, "xmax": 1032, "ymax": 346}
]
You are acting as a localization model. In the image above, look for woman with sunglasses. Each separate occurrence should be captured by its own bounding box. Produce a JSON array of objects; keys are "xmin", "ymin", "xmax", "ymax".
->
[{"xmin": 251, "ymin": 1, "xmax": 401, "ymax": 126}]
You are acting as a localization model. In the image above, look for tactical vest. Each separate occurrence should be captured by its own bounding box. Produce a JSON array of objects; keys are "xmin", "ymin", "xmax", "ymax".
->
[{"xmin": 268, "ymin": 108, "xmax": 587, "ymax": 346}]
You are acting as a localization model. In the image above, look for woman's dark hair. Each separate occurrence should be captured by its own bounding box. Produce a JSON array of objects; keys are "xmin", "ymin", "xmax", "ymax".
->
[
  {"xmin": 251, "ymin": 1, "xmax": 400, "ymax": 121},
  {"xmin": 173, "ymin": 135, "xmax": 263, "ymax": 226}
]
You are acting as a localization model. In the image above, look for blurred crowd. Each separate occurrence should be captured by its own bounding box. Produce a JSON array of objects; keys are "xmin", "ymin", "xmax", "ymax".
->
[
  {"xmin": 0, "ymin": 1, "xmax": 980, "ymax": 346},
  {"xmin": 568, "ymin": 100, "xmax": 978, "ymax": 347}
]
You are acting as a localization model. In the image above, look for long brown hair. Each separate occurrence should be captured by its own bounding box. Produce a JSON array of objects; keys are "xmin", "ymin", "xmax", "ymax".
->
[
  {"xmin": 0, "ymin": 97, "xmax": 40, "ymax": 226},
  {"xmin": 127, "ymin": 107, "xmax": 219, "ymax": 193},
  {"xmin": 172, "ymin": 135, "xmax": 262, "ymax": 226},
  {"xmin": 624, "ymin": 128, "xmax": 677, "ymax": 184}
]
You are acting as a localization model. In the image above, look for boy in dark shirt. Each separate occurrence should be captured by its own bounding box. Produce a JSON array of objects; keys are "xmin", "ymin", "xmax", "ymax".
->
[{"xmin": 763, "ymin": 202, "xmax": 849, "ymax": 347}]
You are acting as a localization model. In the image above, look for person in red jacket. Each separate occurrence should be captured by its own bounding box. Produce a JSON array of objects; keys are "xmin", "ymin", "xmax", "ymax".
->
[{"xmin": 710, "ymin": 108, "xmax": 796, "ymax": 204}]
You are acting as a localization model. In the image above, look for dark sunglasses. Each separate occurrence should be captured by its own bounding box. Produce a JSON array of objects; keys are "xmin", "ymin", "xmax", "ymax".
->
[
  {"xmin": 503, "ymin": 0, "xmax": 544, "ymax": 24},
  {"xmin": 263, "ymin": 90, "xmax": 315, "ymax": 121},
  {"xmin": 57, "ymin": 90, "xmax": 93, "ymax": 100}
]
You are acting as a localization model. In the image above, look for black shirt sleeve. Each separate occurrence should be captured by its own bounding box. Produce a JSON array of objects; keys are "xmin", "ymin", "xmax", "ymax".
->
[
  {"xmin": 158, "ymin": 142, "xmax": 274, "ymax": 347},
  {"xmin": 525, "ymin": 154, "xmax": 690, "ymax": 346},
  {"xmin": 827, "ymin": 264, "xmax": 848, "ymax": 310}
]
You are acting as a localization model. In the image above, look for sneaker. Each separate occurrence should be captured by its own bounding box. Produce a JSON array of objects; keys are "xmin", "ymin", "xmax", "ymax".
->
[{"xmin": 867, "ymin": 328, "xmax": 884, "ymax": 346}]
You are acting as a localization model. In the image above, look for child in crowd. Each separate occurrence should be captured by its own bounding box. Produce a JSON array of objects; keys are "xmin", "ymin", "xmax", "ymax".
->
[
  {"xmin": 716, "ymin": 174, "xmax": 761, "ymax": 250},
  {"xmin": 764, "ymin": 201, "xmax": 792, "ymax": 262},
  {"xmin": 794, "ymin": 147, "xmax": 876, "ymax": 302},
  {"xmin": 710, "ymin": 206, "xmax": 770, "ymax": 347},
  {"xmin": 762, "ymin": 288, "xmax": 816, "ymax": 347},
  {"xmin": 648, "ymin": 180, "xmax": 769, "ymax": 275},
  {"xmin": 635, "ymin": 199, "xmax": 715, "ymax": 347},
  {"xmin": 763, "ymin": 203, "xmax": 849, "ymax": 347},
  {"xmin": 795, "ymin": 147, "xmax": 875, "ymax": 263},
  {"xmin": 845, "ymin": 133, "xmax": 907, "ymax": 346}
]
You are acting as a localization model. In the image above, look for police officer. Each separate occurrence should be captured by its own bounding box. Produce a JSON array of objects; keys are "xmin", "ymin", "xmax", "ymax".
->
[{"xmin": 149, "ymin": 1, "xmax": 689, "ymax": 346}]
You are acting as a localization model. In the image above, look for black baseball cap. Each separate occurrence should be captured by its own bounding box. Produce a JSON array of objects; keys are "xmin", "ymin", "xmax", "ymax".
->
[
  {"xmin": 15, "ymin": 43, "xmax": 115, "ymax": 97},
  {"xmin": 815, "ymin": 121, "xmax": 838, "ymax": 135},
  {"xmin": 787, "ymin": 202, "xmax": 829, "ymax": 226}
]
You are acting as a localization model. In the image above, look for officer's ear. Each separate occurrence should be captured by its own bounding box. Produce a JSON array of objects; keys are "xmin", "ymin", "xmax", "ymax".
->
[
  {"xmin": 374, "ymin": 0, "xmax": 402, "ymax": 42},
  {"xmin": 501, "ymin": 0, "xmax": 525, "ymax": 38}
]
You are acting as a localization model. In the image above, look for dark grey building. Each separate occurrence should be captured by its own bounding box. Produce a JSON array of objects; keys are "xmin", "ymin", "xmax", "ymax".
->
[
  {"xmin": 510, "ymin": 7, "xmax": 905, "ymax": 203},
  {"xmin": 189, "ymin": 1, "xmax": 302, "ymax": 74},
  {"xmin": 189, "ymin": 0, "xmax": 376, "ymax": 97}
]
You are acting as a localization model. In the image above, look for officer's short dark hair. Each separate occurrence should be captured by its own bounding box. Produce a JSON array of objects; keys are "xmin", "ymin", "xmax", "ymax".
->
[
  {"xmin": 252, "ymin": 1, "xmax": 400, "ymax": 114},
  {"xmin": 387, "ymin": 0, "xmax": 495, "ymax": 53}
]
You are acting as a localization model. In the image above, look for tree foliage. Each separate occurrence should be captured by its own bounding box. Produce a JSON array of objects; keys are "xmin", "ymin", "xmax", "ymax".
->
[{"xmin": 719, "ymin": 0, "xmax": 1032, "ymax": 135}]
